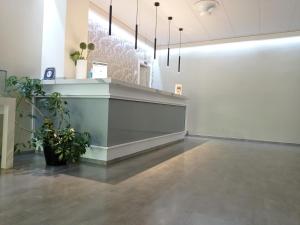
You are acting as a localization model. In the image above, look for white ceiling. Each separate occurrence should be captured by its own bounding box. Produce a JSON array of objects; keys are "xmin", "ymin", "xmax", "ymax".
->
[{"xmin": 91, "ymin": 0, "xmax": 300, "ymax": 47}]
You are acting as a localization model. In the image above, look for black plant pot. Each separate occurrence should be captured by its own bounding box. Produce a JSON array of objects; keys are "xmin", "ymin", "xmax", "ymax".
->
[{"xmin": 43, "ymin": 145, "xmax": 67, "ymax": 166}]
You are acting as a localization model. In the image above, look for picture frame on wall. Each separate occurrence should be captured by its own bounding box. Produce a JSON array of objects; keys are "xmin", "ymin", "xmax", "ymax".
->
[{"xmin": 43, "ymin": 67, "xmax": 56, "ymax": 80}]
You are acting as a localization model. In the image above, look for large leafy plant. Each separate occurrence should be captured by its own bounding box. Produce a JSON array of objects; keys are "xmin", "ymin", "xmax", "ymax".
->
[{"xmin": 5, "ymin": 76, "xmax": 91, "ymax": 163}]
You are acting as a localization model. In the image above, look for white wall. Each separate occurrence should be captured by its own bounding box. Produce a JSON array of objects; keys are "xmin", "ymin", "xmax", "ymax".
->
[
  {"xmin": 0, "ymin": 0, "xmax": 44, "ymax": 150},
  {"xmin": 154, "ymin": 37, "xmax": 300, "ymax": 144},
  {"xmin": 88, "ymin": 9, "xmax": 152, "ymax": 84},
  {"xmin": 0, "ymin": 0, "xmax": 44, "ymax": 78},
  {"xmin": 41, "ymin": 0, "xmax": 67, "ymax": 78},
  {"xmin": 0, "ymin": 0, "xmax": 89, "ymax": 151},
  {"xmin": 64, "ymin": 0, "xmax": 89, "ymax": 78},
  {"xmin": 41, "ymin": 0, "xmax": 89, "ymax": 79}
]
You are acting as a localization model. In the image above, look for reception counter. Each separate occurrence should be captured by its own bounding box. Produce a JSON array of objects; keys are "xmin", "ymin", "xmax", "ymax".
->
[{"xmin": 42, "ymin": 79, "xmax": 187, "ymax": 164}]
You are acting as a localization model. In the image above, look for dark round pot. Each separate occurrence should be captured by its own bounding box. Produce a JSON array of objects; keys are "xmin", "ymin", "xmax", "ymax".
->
[{"xmin": 43, "ymin": 145, "xmax": 66, "ymax": 166}]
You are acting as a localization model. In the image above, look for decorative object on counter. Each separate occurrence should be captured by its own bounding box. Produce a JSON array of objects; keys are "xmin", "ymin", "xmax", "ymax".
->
[
  {"xmin": 175, "ymin": 84, "xmax": 183, "ymax": 95},
  {"xmin": 5, "ymin": 76, "xmax": 91, "ymax": 166},
  {"xmin": 178, "ymin": 28, "xmax": 183, "ymax": 73},
  {"xmin": 153, "ymin": 2, "xmax": 160, "ymax": 59},
  {"xmin": 43, "ymin": 67, "xmax": 56, "ymax": 80},
  {"xmin": 0, "ymin": 70, "xmax": 7, "ymax": 96},
  {"xmin": 76, "ymin": 59, "xmax": 88, "ymax": 79},
  {"xmin": 92, "ymin": 62, "xmax": 108, "ymax": 79},
  {"xmin": 109, "ymin": 0, "xmax": 113, "ymax": 35},
  {"xmin": 135, "ymin": 0, "xmax": 139, "ymax": 50},
  {"xmin": 70, "ymin": 42, "xmax": 95, "ymax": 79},
  {"xmin": 167, "ymin": 16, "xmax": 173, "ymax": 67}
]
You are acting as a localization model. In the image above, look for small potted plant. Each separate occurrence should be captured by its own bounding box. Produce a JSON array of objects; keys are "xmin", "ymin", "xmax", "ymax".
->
[
  {"xmin": 5, "ymin": 76, "xmax": 91, "ymax": 166},
  {"xmin": 70, "ymin": 42, "xmax": 95, "ymax": 79}
]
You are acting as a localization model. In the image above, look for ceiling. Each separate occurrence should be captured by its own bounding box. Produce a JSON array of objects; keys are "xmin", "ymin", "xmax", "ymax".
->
[{"xmin": 90, "ymin": 0, "xmax": 300, "ymax": 47}]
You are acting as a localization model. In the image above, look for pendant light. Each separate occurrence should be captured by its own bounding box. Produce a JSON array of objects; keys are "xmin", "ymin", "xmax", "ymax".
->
[
  {"xmin": 154, "ymin": 2, "xmax": 160, "ymax": 59},
  {"xmin": 135, "ymin": 0, "xmax": 139, "ymax": 49},
  {"xmin": 167, "ymin": 17, "xmax": 173, "ymax": 67},
  {"xmin": 178, "ymin": 28, "xmax": 183, "ymax": 73},
  {"xmin": 109, "ymin": 0, "xmax": 113, "ymax": 35}
]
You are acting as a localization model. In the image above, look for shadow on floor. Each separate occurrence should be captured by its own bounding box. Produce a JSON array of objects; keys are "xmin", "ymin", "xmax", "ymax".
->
[{"xmin": 2, "ymin": 137, "xmax": 207, "ymax": 184}]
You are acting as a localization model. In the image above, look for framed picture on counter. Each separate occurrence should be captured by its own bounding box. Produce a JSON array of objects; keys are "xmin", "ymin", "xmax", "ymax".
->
[
  {"xmin": 175, "ymin": 84, "xmax": 183, "ymax": 95},
  {"xmin": 91, "ymin": 62, "xmax": 108, "ymax": 79},
  {"xmin": 43, "ymin": 67, "xmax": 56, "ymax": 80}
]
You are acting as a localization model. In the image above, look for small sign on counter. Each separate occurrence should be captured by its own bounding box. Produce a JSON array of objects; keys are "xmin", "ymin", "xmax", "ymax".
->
[
  {"xmin": 92, "ymin": 62, "xmax": 108, "ymax": 79},
  {"xmin": 175, "ymin": 84, "xmax": 183, "ymax": 95}
]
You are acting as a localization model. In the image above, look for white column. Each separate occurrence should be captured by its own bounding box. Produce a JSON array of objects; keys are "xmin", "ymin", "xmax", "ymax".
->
[
  {"xmin": 41, "ymin": 0, "xmax": 89, "ymax": 79},
  {"xmin": 0, "ymin": 98, "xmax": 16, "ymax": 169}
]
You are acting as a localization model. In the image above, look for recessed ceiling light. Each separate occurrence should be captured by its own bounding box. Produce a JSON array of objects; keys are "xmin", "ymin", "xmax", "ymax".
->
[{"xmin": 193, "ymin": 0, "xmax": 219, "ymax": 16}]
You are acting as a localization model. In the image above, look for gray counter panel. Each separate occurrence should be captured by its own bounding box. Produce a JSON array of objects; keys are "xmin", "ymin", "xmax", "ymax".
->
[
  {"xmin": 66, "ymin": 98, "xmax": 109, "ymax": 147},
  {"xmin": 107, "ymin": 99, "xmax": 186, "ymax": 146}
]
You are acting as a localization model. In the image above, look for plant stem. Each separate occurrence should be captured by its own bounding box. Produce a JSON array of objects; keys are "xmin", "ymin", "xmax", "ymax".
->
[
  {"xmin": 24, "ymin": 98, "xmax": 45, "ymax": 118},
  {"xmin": 15, "ymin": 121, "xmax": 34, "ymax": 134}
]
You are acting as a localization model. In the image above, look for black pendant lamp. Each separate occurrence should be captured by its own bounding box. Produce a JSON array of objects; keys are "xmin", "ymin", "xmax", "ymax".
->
[
  {"xmin": 135, "ymin": 0, "xmax": 139, "ymax": 49},
  {"xmin": 178, "ymin": 28, "xmax": 183, "ymax": 73},
  {"xmin": 109, "ymin": 0, "xmax": 113, "ymax": 35},
  {"xmin": 167, "ymin": 16, "xmax": 173, "ymax": 67},
  {"xmin": 154, "ymin": 2, "xmax": 160, "ymax": 59}
]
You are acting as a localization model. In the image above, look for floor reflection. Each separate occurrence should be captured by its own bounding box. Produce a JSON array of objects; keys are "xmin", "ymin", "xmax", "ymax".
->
[{"xmin": 7, "ymin": 137, "xmax": 207, "ymax": 184}]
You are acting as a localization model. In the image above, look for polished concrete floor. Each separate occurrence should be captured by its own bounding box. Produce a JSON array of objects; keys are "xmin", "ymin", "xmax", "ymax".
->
[{"xmin": 0, "ymin": 137, "xmax": 300, "ymax": 225}]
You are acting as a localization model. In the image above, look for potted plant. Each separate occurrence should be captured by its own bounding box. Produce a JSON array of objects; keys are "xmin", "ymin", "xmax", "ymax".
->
[
  {"xmin": 70, "ymin": 42, "xmax": 95, "ymax": 79},
  {"xmin": 5, "ymin": 76, "xmax": 91, "ymax": 166}
]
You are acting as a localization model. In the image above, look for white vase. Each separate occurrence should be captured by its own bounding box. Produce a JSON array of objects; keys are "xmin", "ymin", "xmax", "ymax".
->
[{"xmin": 76, "ymin": 59, "xmax": 87, "ymax": 79}]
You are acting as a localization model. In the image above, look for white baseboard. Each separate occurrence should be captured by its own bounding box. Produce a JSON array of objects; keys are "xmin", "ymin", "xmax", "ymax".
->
[{"xmin": 82, "ymin": 131, "xmax": 187, "ymax": 163}]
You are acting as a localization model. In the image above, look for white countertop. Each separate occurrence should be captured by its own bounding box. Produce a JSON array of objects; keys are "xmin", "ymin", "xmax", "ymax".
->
[{"xmin": 42, "ymin": 78, "xmax": 186, "ymax": 100}]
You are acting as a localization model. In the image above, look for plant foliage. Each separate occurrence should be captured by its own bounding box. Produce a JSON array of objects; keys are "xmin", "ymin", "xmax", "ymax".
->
[
  {"xmin": 70, "ymin": 42, "xmax": 95, "ymax": 65},
  {"xmin": 5, "ymin": 76, "xmax": 91, "ymax": 163}
]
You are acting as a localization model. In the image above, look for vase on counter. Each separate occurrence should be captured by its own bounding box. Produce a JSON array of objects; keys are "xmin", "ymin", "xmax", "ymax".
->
[{"xmin": 76, "ymin": 59, "xmax": 87, "ymax": 79}]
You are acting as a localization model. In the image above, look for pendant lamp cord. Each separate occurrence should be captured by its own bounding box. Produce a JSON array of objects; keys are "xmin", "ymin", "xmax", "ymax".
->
[
  {"xmin": 179, "ymin": 29, "xmax": 182, "ymax": 56},
  {"xmin": 136, "ymin": 0, "xmax": 139, "ymax": 24},
  {"xmin": 154, "ymin": 2, "xmax": 159, "ymax": 59},
  {"xmin": 168, "ymin": 20, "xmax": 171, "ymax": 49},
  {"xmin": 155, "ymin": 7, "xmax": 158, "ymax": 38}
]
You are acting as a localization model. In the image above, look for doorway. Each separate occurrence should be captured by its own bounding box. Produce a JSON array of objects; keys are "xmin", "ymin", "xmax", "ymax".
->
[{"xmin": 138, "ymin": 61, "xmax": 151, "ymax": 87}]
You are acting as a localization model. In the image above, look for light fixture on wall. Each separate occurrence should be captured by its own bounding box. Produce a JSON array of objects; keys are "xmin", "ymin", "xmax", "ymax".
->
[
  {"xmin": 135, "ymin": 0, "xmax": 139, "ymax": 49},
  {"xmin": 178, "ymin": 28, "xmax": 183, "ymax": 73},
  {"xmin": 109, "ymin": 0, "xmax": 113, "ymax": 35},
  {"xmin": 153, "ymin": 2, "xmax": 160, "ymax": 59},
  {"xmin": 167, "ymin": 16, "xmax": 173, "ymax": 67}
]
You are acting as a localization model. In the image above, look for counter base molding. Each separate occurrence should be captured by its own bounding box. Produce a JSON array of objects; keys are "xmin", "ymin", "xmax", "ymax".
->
[
  {"xmin": 0, "ymin": 97, "xmax": 16, "ymax": 169},
  {"xmin": 42, "ymin": 79, "xmax": 187, "ymax": 164},
  {"xmin": 82, "ymin": 131, "xmax": 186, "ymax": 164}
]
